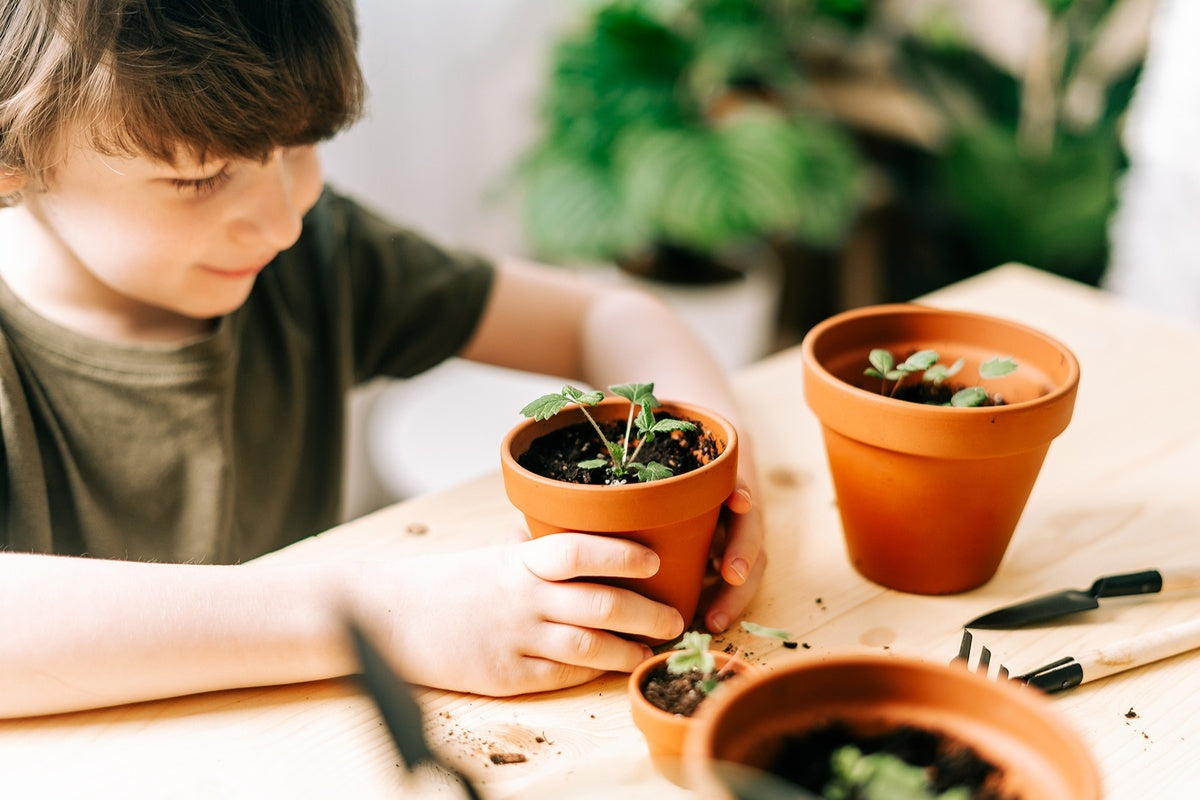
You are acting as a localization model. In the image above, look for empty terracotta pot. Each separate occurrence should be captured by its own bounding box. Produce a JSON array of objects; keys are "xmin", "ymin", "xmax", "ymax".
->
[
  {"xmin": 500, "ymin": 397, "xmax": 739, "ymax": 629},
  {"xmin": 801, "ymin": 304, "xmax": 1080, "ymax": 594}
]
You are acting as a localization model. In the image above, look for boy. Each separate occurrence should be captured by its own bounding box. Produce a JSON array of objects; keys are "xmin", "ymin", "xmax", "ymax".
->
[{"xmin": 0, "ymin": 0, "xmax": 764, "ymax": 717}]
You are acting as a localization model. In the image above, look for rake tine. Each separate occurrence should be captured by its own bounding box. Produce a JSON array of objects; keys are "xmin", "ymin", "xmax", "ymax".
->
[
  {"xmin": 976, "ymin": 644, "xmax": 992, "ymax": 675},
  {"xmin": 954, "ymin": 629, "xmax": 973, "ymax": 663},
  {"xmin": 951, "ymin": 629, "xmax": 1014, "ymax": 682}
]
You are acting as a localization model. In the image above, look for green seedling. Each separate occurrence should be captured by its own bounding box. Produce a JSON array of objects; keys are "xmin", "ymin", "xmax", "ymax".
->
[
  {"xmin": 520, "ymin": 382, "xmax": 696, "ymax": 482},
  {"xmin": 824, "ymin": 746, "xmax": 971, "ymax": 800},
  {"xmin": 667, "ymin": 631, "xmax": 721, "ymax": 694},
  {"xmin": 667, "ymin": 622, "xmax": 797, "ymax": 696},
  {"xmin": 865, "ymin": 349, "xmax": 1017, "ymax": 407}
]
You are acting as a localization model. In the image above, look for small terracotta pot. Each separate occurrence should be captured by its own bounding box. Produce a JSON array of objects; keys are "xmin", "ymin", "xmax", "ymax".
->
[
  {"xmin": 629, "ymin": 649, "xmax": 756, "ymax": 784},
  {"xmin": 500, "ymin": 398, "xmax": 738, "ymax": 629},
  {"xmin": 801, "ymin": 304, "xmax": 1080, "ymax": 594},
  {"xmin": 685, "ymin": 654, "xmax": 1102, "ymax": 800}
]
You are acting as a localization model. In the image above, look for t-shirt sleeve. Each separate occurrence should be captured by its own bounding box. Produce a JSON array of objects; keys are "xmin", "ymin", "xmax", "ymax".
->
[{"xmin": 278, "ymin": 187, "xmax": 496, "ymax": 383}]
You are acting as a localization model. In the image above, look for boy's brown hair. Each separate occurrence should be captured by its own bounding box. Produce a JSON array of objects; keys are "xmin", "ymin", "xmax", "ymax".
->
[{"xmin": 0, "ymin": 0, "xmax": 365, "ymax": 205}]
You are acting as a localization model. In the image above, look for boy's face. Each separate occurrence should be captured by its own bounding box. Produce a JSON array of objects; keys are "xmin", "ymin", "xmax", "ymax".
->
[{"xmin": 3, "ymin": 127, "xmax": 322, "ymax": 340}]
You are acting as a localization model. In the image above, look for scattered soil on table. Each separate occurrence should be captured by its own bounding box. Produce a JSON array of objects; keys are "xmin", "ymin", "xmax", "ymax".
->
[
  {"xmin": 763, "ymin": 721, "xmax": 1017, "ymax": 799},
  {"xmin": 640, "ymin": 663, "xmax": 739, "ymax": 717},
  {"xmin": 517, "ymin": 414, "xmax": 722, "ymax": 485}
]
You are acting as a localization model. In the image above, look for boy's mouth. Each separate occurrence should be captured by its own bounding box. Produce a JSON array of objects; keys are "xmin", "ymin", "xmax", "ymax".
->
[{"xmin": 203, "ymin": 259, "xmax": 273, "ymax": 279}]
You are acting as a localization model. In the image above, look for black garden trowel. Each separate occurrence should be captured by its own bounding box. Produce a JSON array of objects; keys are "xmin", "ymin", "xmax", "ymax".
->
[{"xmin": 965, "ymin": 566, "xmax": 1200, "ymax": 629}]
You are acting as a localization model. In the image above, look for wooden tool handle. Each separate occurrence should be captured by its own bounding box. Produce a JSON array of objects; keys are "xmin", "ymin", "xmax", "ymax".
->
[
  {"xmin": 1078, "ymin": 616, "xmax": 1200, "ymax": 683},
  {"xmin": 1160, "ymin": 565, "xmax": 1200, "ymax": 594}
]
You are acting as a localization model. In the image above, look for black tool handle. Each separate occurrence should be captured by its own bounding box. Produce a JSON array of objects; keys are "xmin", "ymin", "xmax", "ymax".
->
[{"xmin": 1089, "ymin": 569, "xmax": 1163, "ymax": 598}]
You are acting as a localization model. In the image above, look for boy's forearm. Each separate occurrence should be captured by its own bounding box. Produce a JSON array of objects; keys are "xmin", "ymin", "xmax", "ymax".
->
[{"xmin": 0, "ymin": 553, "xmax": 359, "ymax": 718}]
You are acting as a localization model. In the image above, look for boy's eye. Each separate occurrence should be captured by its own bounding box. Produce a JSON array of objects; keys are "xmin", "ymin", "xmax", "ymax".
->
[{"xmin": 170, "ymin": 168, "xmax": 232, "ymax": 196}]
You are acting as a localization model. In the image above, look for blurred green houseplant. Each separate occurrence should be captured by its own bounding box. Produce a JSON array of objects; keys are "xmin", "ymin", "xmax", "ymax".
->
[
  {"xmin": 514, "ymin": 0, "xmax": 864, "ymax": 283},
  {"xmin": 513, "ymin": 0, "xmax": 1146, "ymax": 341},
  {"xmin": 787, "ymin": 0, "xmax": 1146, "ymax": 293}
]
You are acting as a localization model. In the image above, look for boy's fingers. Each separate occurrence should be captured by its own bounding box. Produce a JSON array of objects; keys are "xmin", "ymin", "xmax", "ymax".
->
[
  {"xmin": 724, "ymin": 482, "xmax": 754, "ymax": 515},
  {"xmin": 522, "ymin": 626, "xmax": 651, "ymax": 675},
  {"xmin": 717, "ymin": 507, "xmax": 764, "ymax": 587},
  {"xmin": 704, "ymin": 551, "xmax": 768, "ymax": 633},
  {"xmin": 536, "ymin": 582, "xmax": 684, "ymax": 643},
  {"xmin": 520, "ymin": 533, "xmax": 660, "ymax": 582}
]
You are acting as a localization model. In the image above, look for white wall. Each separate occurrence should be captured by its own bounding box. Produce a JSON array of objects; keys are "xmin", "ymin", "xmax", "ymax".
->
[
  {"xmin": 320, "ymin": 0, "xmax": 571, "ymax": 257},
  {"xmin": 323, "ymin": 1, "xmax": 572, "ymax": 519}
]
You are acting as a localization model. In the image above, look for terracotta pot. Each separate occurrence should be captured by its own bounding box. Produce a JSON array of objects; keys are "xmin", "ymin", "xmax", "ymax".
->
[
  {"xmin": 686, "ymin": 654, "xmax": 1102, "ymax": 800},
  {"xmin": 500, "ymin": 397, "xmax": 738, "ymax": 628},
  {"xmin": 629, "ymin": 649, "xmax": 757, "ymax": 784},
  {"xmin": 801, "ymin": 304, "xmax": 1080, "ymax": 594}
]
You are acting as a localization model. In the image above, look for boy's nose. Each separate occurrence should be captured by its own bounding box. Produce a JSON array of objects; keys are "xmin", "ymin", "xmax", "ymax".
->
[{"xmin": 233, "ymin": 149, "xmax": 309, "ymax": 251}]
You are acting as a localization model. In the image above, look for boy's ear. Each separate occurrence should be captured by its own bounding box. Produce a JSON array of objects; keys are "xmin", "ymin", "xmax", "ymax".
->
[{"xmin": 0, "ymin": 171, "xmax": 28, "ymax": 195}]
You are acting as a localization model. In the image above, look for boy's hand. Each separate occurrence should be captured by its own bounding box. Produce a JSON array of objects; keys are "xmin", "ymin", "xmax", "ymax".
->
[
  {"xmin": 700, "ymin": 480, "xmax": 767, "ymax": 634},
  {"xmin": 354, "ymin": 534, "xmax": 684, "ymax": 697}
]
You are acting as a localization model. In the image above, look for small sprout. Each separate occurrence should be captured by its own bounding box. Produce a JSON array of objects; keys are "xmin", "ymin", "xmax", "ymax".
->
[
  {"xmin": 667, "ymin": 631, "xmax": 716, "ymax": 675},
  {"xmin": 825, "ymin": 746, "xmax": 971, "ymax": 800},
  {"xmin": 519, "ymin": 382, "xmax": 696, "ymax": 481},
  {"xmin": 667, "ymin": 631, "xmax": 721, "ymax": 695},
  {"xmin": 662, "ymin": 622, "xmax": 796, "ymax": 700},
  {"xmin": 864, "ymin": 350, "xmax": 1018, "ymax": 407},
  {"xmin": 923, "ymin": 358, "xmax": 964, "ymax": 386},
  {"xmin": 865, "ymin": 349, "xmax": 939, "ymax": 396}
]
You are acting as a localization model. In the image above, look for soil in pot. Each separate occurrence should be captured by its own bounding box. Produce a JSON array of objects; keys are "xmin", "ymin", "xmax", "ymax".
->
[
  {"xmin": 892, "ymin": 382, "xmax": 1006, "ymax": 407},
  {"xmin": 763, "ymin": 721, "xmax": 1014, "ymax": 800},
  {"xmin": 639, "ymin": 662, "xmax": 741, "ymax": 718},
  {"xmin": 517, "ymin": 413, "xmax": 721, "ymax": 485}
]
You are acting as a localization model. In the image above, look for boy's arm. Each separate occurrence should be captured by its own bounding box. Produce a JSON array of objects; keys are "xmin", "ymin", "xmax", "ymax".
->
[
  {"xmin": 0, "ymin": 534, "xmax": 683, "ymax": 718},
  {"xmin": 460, "ymin": 260, "xmax": 767, "ymax": 632},
  {"xmin": 0, "ymin": 552, "xmax": 356, "ymax": 718}
]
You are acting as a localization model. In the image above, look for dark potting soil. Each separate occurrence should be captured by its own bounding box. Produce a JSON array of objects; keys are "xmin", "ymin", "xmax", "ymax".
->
[
  {"xmin": 765, "ymin": 721, "xmax": 1015, "ymax": 799},
  {"xmin": 892, "ymin": 382, "xmax": 1006, "ymax": 407},
  {"xmin": 517, "ymin": 414, "xmax": 722, "ymax": 485},
  {"xmin": 640, "ymin": 663, "xmax": 740, "ymax": 717}
]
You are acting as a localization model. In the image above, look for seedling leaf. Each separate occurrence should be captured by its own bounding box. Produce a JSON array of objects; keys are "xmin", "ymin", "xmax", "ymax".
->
[
  {"xmin": 740, "ymin": 621, "xmax": 794, "ymax": 641},
  {"xmin": 979, "ymin": 357, "xmax": 1018, "ymax": 379},
  {"xmin": 866, "ymin": 349, "xmax": 894, "ymax": 377},
  {"xmin": 520, "ymin": 394, "xmax": 571, "ymax": 421},
  {"xmin": 611, "ymin": 382, "xmax": 657, "ymax": 407},
  {"xmin": 949, "ymin": 387, "xmax": 987, "ymax": 407},
  {"xmin": 924, "ymin": 358, "xmax": 964, "ymax": 385},
  {"xmin": 649, "ymin": 418, "xmax": 696, "ymax": 435},
  {"xmin": 632, "ymin": 461, "xmax": 673, "ymax": 482},
  {"xmin": 668, "ymin": 631, "xmax": 715, "ymax": 675},
  {"xmin": 897, "ymin": 350, "xmax": 938, "ymax": 373}
]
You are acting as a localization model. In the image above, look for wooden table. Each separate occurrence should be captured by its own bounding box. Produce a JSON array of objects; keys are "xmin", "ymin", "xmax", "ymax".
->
[{"xmin": 1, "ymin": 264, "xmax": 1197, "ymax": 798}]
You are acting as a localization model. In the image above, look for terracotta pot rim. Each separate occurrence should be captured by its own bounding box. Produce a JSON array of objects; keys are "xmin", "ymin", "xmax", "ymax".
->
[
  {"xmin": 500, "ymin": 397, "xmax": 738, "ymax": 494},
  {"xmin": 800, "ymin": 303, "xmax": 1081, "ymax": 460},
  {"xmin": 629, "ymin": 649, "xmax": 757, "ymax": 714},
  {"xmin": 629, "ymin": 649, "xmax": 758, "ymax": 753},
  {"xmin": 685, "ymin": 652, "xmax": 1102, "ymax": 800},
  {"xmin": 802, "ymin": 303, "xmax": 1081, "ymax": 415}
]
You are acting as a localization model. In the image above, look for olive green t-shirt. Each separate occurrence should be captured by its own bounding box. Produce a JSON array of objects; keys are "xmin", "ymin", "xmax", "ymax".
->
[{"xmin": 0, "ymin": 188, "xmax": 494, "ymax": 562}]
